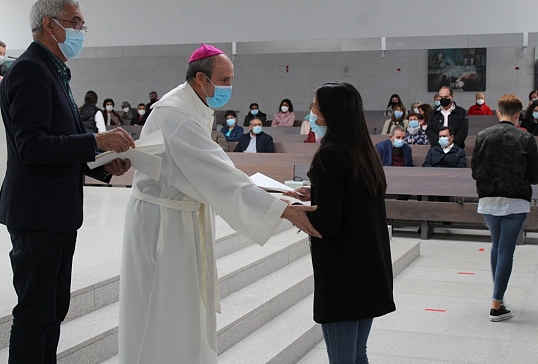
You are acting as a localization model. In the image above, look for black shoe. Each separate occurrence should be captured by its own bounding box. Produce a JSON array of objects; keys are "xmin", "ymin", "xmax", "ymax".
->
[{"xmin": 490, "ymin": 305, "xmax": 512, "ymax": 322}]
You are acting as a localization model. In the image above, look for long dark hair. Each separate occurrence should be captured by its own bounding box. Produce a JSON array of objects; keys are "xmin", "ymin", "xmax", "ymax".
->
[
  {"xmin": 385, "ymin": 93, "xmax": 402, "ymax": 109},
  {"xmin": 525, "ymin": 101, "xmax": 538, "ymax": 120},
  {"xmin": 313, "ymin": 82, "xmax": 386, "ymax": 197}
]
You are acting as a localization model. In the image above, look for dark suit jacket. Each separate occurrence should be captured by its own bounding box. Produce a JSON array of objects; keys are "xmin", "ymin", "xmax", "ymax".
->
[
  {"xmin": 426, "ymin": 103, "xmax": 469, "ymax": 148},
  {"xmin": 0, "ymin": 42, "xmax": 109, "ymax": 232},
  {"xmin": 422, "ymin": 144, "xmax": 466, "ymax": 168},
  {"xmin": 233, "ymin": 131, "xmax": 274, "ymax": 153}
]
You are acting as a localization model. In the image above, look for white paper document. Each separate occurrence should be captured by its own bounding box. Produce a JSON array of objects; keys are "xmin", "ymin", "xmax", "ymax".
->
[
  {"xmin": 249, "ymin": 172, "xmax": 296, "ymax": 193},
  {"xmin": 87, "ymin": 129, "xmax": 165, "ymax": 181}
]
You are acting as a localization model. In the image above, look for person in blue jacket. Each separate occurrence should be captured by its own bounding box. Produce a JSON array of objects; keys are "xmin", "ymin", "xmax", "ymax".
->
[
  {"xmin": 375, "ymin": 126, "xmax": 413, "ymax": 167},
  {"xmin": 220, "ymin": 110, "xmax": 244, "ymax": 141}
]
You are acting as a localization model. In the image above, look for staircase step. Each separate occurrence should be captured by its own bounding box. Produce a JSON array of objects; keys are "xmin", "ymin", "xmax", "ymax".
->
[
  {"xmin": 217, "ymin": 254, "xmax": 313, "ymax": 354},
  {"xmin": 217, "ymin": 294, "xmax": 321, "ymax": 364}
]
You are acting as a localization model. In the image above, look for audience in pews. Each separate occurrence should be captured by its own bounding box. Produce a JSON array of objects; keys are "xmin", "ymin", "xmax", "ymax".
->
[
  {"xmin": 220, "ymin": 110, "xmax": 244, "ymax": 141},
  {"xmin": 472, "ymin": 94, "xmax": 538, "ymax": 322},
  {"xmin": 410, "ymin": 100, "xmax": 421, "ymax": 115},
  {"xmin": 520, "ymin": 101, "xmax": 538, "ymax": 135},
  {"xmin": 418, "ymin": 103, "xmax": 432, "ymax": 128},
  {"xmin": 233, "ymin": 117, "xmax": 274, "ymax": 153},
  {"xmin": 271, "ymin": 99, "xmax": 296, "ymax": 127},
  {"xmin": 101, "ymin": 98, "xmax": 123, "ymax": 125},
  {"xmin": 131, "ymin": 103, "xmax": 147, "ymax": 126},
  {"xmin": 79, "ymin": 90, "xmax": 105, "ymax": 133},
  {"xmin": 467, "ymin": 92, "xmax": 493, "ymax": 115},
  {"xmin": 385, "ymin": 93, "xmax": 403, "ymax": 115},
  {"xmin": 375, "ymin": 126, "xmax": 413, "ymax": 167},
  {"xmin": 381, "ymin": 103, "xmax": 408, "ymax": 135},
  {"xmin": 426, "ymin": 86, "xmax": 469, "ymax": 148},
  {"xmin": 243, "ymin": 102, "xmax": 268, "ymax": 126},
  {"xmin": 423, "ymin": 126, "xmax": 466, "ymax": 167},
  {"xmin": 119, "ymin": 101, "xmax": 137, "ymax": 124},
  {"xmin": 405, "ymin": 113, "xmax": 429, "ymax": 145},
  {"xmin": 211, "ymin": 130, "xmax": 228, "ymax": 151}
]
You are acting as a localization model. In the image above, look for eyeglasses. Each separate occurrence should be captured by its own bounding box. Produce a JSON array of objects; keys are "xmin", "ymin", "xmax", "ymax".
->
[{"xmin": 53, "ymin": 17, "xmax": 87, "ymax": 35}]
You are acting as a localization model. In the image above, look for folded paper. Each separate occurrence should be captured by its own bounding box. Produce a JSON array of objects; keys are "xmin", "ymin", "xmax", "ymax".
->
[{"xmin": 87, "ymin": 129, "xmax": 165, "ymax": 181}]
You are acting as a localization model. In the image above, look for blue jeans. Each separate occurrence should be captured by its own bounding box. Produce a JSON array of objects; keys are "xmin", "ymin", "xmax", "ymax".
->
[
  {"xmin": 7, "ymin": 227, "xmax": 77, "ymax": 364},
  {"xmin": 321, "ymin": 319, "xmax": 374, "ymax": 364},
  {"xmin": 483, "ymin": 213, "xmax": 527, "ymax": 302}
]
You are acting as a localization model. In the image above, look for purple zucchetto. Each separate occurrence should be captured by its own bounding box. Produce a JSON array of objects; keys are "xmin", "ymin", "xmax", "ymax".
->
[{"xmin": 188, "ymin": 44, "xmax": 224, "ymax": 63}]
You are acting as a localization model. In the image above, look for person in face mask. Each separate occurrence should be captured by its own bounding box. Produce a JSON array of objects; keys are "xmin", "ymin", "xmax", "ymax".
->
[
  {"xmin": 433, "ymin": 93, "xmax": 441, "ymax": 108},
  {"xmin": 100, "ymin": 98, "xmax": 123, "ymax": 126},
  {"xmin": 0, "ymin": 1, "xmax": 135, "ymax": 362},
  {"xmin": 422, "ymin": 126, "xmax": 466, "ymax": 168},
  {"xmin": 426, "ymin": 86, "xmax": 469, "ymax": 148},
  {"xmin": 468, "ymin": 92, "xmax": 493, "ymax": 115},
  {"xmin": 375, "ymin": 126, "xmax": 413, "ymax": 167},
  {"xmin": 405, "ymin": 113, "xmax": 429, "ymax": 145},
  {"xmin": 410, "ymin": 101, "xmax": 421, "ymax": 116},
  {"xmin": 131, "ymin": 103, "xmax": 147, "ymax": 126},
  {"xmin": 385, "ymin": 93, "xmax": 402, "ymax": 116},
  {"xmin": 418, "ymin": 103, "xmax": 432, "ymax": 129},
  {"xmin": 243, "ymin": 102, "xmax": 268, "ymax": 126},
  {"xmin": 520, "ymin": 100, "xmax": 538, "ymax": 135},
  {"xmin": 233, "ymin": 117, "xmax": 274, "ymax": 153},
  {"xmin": 271, "ymin": 99, "xmax": 296, "ymax": 127},
  {"xmin": 381, "ymin": 104, "xmax": 408, "ymax": 135},
  {"xmin": 119, "ymin": 44, "xmax": 318, "ymax": 364},
  {"xmin": 220, "ymin": 110, "xmax": 244, "ymax": 141},
  {"xmin": 119, "ymin": 101, "xmax": 136, "ymax": 123},
  {"xmin": 0, "ymin": 40, "xmax": 8, "ymax": 80}
]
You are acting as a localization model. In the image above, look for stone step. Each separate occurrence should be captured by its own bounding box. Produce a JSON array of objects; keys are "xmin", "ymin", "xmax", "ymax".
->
[{"xmin": 217, "ymin": 294, "xmax": 320, "ymax": 364}]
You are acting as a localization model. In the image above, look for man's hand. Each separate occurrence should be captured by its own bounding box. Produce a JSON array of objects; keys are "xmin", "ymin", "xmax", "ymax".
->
[
  {"xmin": 282, "ymin": 186, "xmax": 311, "ymax": 202},
  {"xmin": 104, "ymin": 158, "xmax": 131, "ymax": 176},
  {"xmin": 281, "ymin": 204, "xmax": 322, "ymax": 238},
  {"xmin": 95, "ymin": 128, "xmax": 136, "ymax": 153}
]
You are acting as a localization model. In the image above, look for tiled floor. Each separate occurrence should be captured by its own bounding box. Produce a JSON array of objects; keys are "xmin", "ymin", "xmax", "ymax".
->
[{"xmin": 303, "ymin": 229, "xmax": 538, "ymax": 364}]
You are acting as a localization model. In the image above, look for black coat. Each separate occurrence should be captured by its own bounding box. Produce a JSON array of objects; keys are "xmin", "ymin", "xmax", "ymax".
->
[
  {"xmin": 0, "ymin": 42, "xmax": 109, "ymax": 232},
  {"xmin": 426, "ymin": 103, "xmax": 469, "ymax": 148},
  {"xmin": 233, "ymin": 131, "xmax": 274, "ymax": 153},
  {"xmin": 308, "ymin": 144, "xmax": 395, "ymax": 323},
  {"xmin": 422, "ymin": 144, "xmax": 466, "ymax": 168}
]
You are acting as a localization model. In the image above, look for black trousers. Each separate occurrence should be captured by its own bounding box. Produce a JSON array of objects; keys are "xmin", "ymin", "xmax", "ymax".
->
[{"xmin": 7, "ymin": 227, "xmax": 77, "ymax": 364}]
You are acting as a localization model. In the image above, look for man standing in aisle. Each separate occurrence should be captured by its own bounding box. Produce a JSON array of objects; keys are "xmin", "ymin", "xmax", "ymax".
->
[
  {"xmin": 0, "ymin": 1, "xmax": 134, "ymax": 362},
  {"xmin": 118, "ymin": 44, "xmax": 320, "ymax": 364},
  {"xmin": 427, "ymin": 86, "xmax": 469, "ymax": 148}
]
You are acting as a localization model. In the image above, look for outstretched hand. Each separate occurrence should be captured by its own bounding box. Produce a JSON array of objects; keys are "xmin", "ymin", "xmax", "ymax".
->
[
  {"xmin": 281, "ymin": 204, "xmax": 322, "ymax": 238},
  {"xmin": 282, "ymin": 186, "xmax": 311, "ymax": 202}
]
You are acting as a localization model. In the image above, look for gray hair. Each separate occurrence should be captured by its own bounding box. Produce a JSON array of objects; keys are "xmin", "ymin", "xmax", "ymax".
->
[
  {"xmin": 185, "ymin": 56, "xmax": 216, "ymax": 82},
  {"xmin": 30, "ymin": 0, "xmax": 80, "ymax": 39},
  {"xmin": 390, "ymin": 125, "xmax": 405, "ymax": 136},
  {"xmin": 249, "ymin": 117, "xmax": 262, "ymax": 125}
]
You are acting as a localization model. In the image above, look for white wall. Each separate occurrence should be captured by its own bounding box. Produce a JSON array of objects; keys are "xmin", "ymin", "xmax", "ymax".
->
[{"xmin": 2, "ymin": 0, "xmax": 538, "ymax": 52}]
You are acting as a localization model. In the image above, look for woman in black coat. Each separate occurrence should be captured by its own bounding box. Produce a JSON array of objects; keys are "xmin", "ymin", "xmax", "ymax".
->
[{"xmin": 284, "ymin": 82, "xmax": 395, "ymax": 364}]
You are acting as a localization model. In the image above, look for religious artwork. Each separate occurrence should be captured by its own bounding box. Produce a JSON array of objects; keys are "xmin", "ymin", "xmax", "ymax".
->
[{"xmin": 428, "ymin": 48, "xmax": 487, "ymax": 92}]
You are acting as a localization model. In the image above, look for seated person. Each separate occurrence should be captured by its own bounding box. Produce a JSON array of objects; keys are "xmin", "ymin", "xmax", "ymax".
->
[
  {"xmin": 410, "ymin": 100, "xmax": 421, "ymax": 115},
  {"xmin": 468, "ymin": 92, "xmax": 493, "ymax": 115},
  {"xmin": 520, "ymin": 100, "xmax": 538, "ymax": 135},
  {"xmin": 120, "ymin": 101, "xmax": 136, "ymax": 123},
  {"xmin": 375, "ymin": 126, "xmax": 413, "ymax": 167},
  {"xmin": 385, "ymin": 94, "xmax": 403, "ymax": 115},
  {"xmin": 381, "ymin": 103, "xmax": 408, "ymax": 135},
  {"xmin": 423, "ymin": 126, "xmax": 466, "ymax": 168},
  {"xmin": 234, "ymin": 117, "xmax": 275, "ymax": 153},
  {"xmin": 220, "ymin": 110, "xmax": 244, "ymax": 141},
  {"xmin": 271, "ymin": 99, "xmax": 296, "ymax": 127},
  {"xmin": 405, "ymin": 112, "xmax": 429, "ymax": 145},
  {"xmin": 211, "ymin": 130, "xmax": 228, "ymax": 152},
  {"xmin": 131, "ymin": 103, "xmax": 147, "ymax": 126},
  {"xmin": 243, "ymin": 103, "xmax": 268, "ymax": 126}
]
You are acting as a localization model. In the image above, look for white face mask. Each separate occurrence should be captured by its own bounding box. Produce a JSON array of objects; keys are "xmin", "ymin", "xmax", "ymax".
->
[
  {"xmin": 138, "ymin": 109, "xmax": 146, "ymax": 116},
  {"xmin": 476, "ymin": 99, "xmax": 485, "ymax": 105},
  {"xmin": 122, "ymin": 107, "xmax": 130, "ymax": 113},
  {"xmin": 106, "ymin": 105, "xmax": 113, "ymax": 112},
  {"xmin": 413, "ymin": 108, "xmax": 419, "ymax": 114},
  {"xmin": 281, "ymin": 106, "xmax": 289, "ymax": 113}
]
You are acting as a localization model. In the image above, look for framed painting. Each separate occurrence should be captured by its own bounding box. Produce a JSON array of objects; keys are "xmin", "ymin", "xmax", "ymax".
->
[{"xmin": 428, "ymin": 48, "xmax": 486, "ymax": 92}]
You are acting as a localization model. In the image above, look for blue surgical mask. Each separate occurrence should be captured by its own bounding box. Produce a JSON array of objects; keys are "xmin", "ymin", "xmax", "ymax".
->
[
  {"xmin": 52, "ymin": 18, "xmax": 85, "ymax": 60},
  {"xmin": 309, "ymin": 111, "xmax": 327, "ymax": 137},
  {"xmin": 409, "ymin": 120, "xmax": 419, "ymax": 128},
  {"xmin": 392, "ymin": 139, "xmax": 405, "ymax": 148},
  {"xmin": 203, "ymin": 75, "xmax": 232, "ymax": 108},
  {"xmin": 434, "ymin": 100, "xmax": 441, "ymax": 107},
  {"xmin": 250, "ymin": 109, "xmax": 259, "ymax": 116},
  {"xmin": 252, "ymin": 126, "xmax": 262, "ymax": 134},
  {"xmin": 438, "ymin": 136, "xmax": 450, "ymax": 147},
  {"xmin": 533, "ymin": 111, "xmax": 538, "ymax": 120},
  {"xmin": 394, "ymin": 111, "xmax": 403, "ymax": 119},
  {"xmin": 226, "ymin": 118, "xmax": 236, "ymax": 126}
]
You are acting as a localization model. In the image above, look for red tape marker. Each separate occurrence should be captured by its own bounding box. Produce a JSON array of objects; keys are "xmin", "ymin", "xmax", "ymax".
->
[
  {"xmin": 457, "ymin": 272, "xmax": 475, "ymax": 275},
  {"xmin": 425, "ymin": 308, "xmax": 446, "ymax": 313},
  {"xmin": 479, "ymin": 248, "xmax": 485, "ymax": 252}
]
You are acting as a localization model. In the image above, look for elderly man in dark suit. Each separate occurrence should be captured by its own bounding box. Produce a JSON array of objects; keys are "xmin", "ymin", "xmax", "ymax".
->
[
  {"xmin": 233, "ymin": 117, "xmax": 275, "ymax": 153},
  {"xmin": 0, "ymin": 1, "xmax": 135, "ymax": 362}
]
